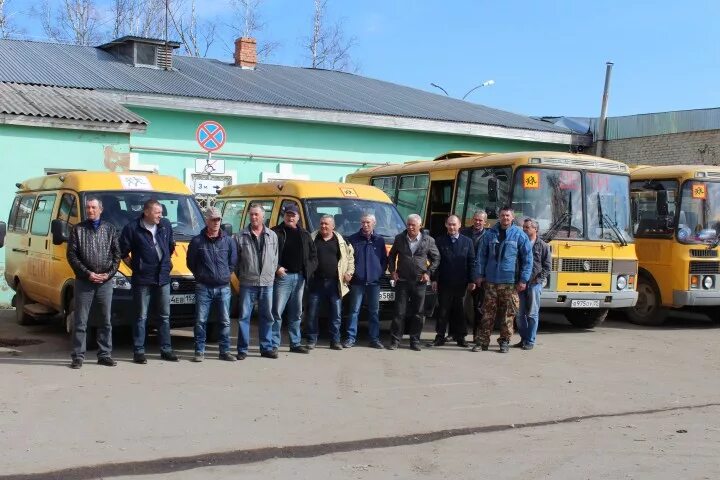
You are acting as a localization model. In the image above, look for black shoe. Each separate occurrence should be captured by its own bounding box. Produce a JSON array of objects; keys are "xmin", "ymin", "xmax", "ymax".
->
[
  {"xmin": 426, "ymin": 337, "xmax": 445, "ymax": 347},
  {"xmin": 456, "ymin": 339, "xmax": 469, "ymax": 348},
  {"xmin": 409, "ymin": 343, "xmax": 422, "ymax": 351},
  {"xmin": 160, "ymin": 350, "xmax": 179, "ymax": 362},
  {"xmin": 70, "ymin": 358, "xmax": 83, "ymax": 369},
  {"xmin": 512, "ymin": 341, "xmax": 524, "ymax": 349},
  {"xmin": 521, "ymin": 343, "xmax": 534, "ymax": 350},
  {"xmin": 330, "ymin": 342, "xmax": 343, "ymax": 350},
  {"xmin": 219, "ymin": 352, "xmax": 237, "ymax": 362},
  {"xmin": 306, "ymin": 343, "xmax": 316, "ymax": 350},
  {"xmin": 387, "ymin": 341, "xmax": 399, "ymax": 350},
  {"xmin": 97, "ymin": 356, "xmax": 117, "ymax": 367},
  {"xmin": 290, "ymin": 345, "xmax": 310, "ymax": 354},
  {"xmin": 471, "ymin": 344, "xmax": 489, "ymax": 352},
  {"xmin": 236, "ymin": 352, "xmax": 247, "ymax": 360},
  {"xmin": 341, "ymin": 340, "xmax": 354, "ymax": 348},
  {"xmin": 369, "ymin": 341, "xmax": 384, "ymax": 349},
  {"xmin": 133, "ymin": 353, "xmax": 147, "ymax": 364},
  {"xmin": 261, "ymin": 350, "xmax": 278, "ymax": 359},
  {"xmin": 499, "ymin": 342, "xmax": 510, "ymax": 353}
]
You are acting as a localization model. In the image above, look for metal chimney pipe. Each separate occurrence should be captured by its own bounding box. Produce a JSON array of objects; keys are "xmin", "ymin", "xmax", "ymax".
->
[{"xmin": 595, "ymin": 62, "xmax": 614, "ymax": 157}]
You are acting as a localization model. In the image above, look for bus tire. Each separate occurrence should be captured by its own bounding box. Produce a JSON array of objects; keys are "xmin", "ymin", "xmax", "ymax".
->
[
  {"xmin": 625, "ymin": 275, "xmax": 666, "ymax": 326},
  {"xmin": 567, "ymin": 308, "xmax": 608, "ymax": 329}
]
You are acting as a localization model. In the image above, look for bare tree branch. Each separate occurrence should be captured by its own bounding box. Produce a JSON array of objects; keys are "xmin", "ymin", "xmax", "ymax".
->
[
  {"xmin": 0, "ymin": 0, "xmax": 23, "ymax": 39},
  {"xmin": 168, "ymin": 0, "xmax": 216, "ymax": 57},
  {"xmin": 111, "ymin": 0, "xmax": 166, "ymax": 39},
  {"xmin": 225, "ymin": 0, "xmax": 279, "ymax": 62},
  {"xmin": 302, "ymin": 0, "xmax": 357, "ymax": 72},
  {"xmin": 38, "ymin": 0, "xmax": 102, "ymax": 46}
]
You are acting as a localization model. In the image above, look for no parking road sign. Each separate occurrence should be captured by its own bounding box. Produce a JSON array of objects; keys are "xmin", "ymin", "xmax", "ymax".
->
[{"xmin": 196, "ymin": 121, "xmax": 226, "ymax": 152}]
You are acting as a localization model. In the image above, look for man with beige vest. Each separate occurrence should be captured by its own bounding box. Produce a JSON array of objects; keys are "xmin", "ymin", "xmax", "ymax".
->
[{"xmin": 305, "ymin": 214, "xmax": 355, "ymax": 350}]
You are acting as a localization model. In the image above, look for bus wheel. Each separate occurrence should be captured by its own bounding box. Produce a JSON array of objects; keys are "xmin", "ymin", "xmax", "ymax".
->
[
  {"xmin": 15, "ymin": 284, "xmax": 34, "ymax": 326},
  {"xmin": 567, "ymin": 308, "xmax": 608, "ymax": 329},
  {"xmin": 626, "ymin": 277, "xmax": 666, "ymax": 326}
]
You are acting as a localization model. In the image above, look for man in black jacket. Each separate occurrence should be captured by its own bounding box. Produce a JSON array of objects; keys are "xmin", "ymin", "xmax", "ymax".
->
[
  {"xmin": 271, "ymin": 203, "xmax": 317, "ymax": 354},
  {"xmin": 430, "ymin": 215, "xmax": 476, "ymax": 348},
  {"xmin": 387, "ymin": 214, "xmax": 440, "ymax": 351},
  {"xmin": 120, "ymin": 199, "xmax": 178, "ymax": 364},
  {"xmin": 67, "ymin": 197, "xmax": 121, "ymax": 369},
  {"xmin": 460, "ymin": 210, "xmax": 487, "ymax": 343}
]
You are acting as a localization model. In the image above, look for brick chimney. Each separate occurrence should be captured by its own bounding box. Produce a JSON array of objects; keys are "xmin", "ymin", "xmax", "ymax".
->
[{"xmin": 234, "ymin": 37, "xmax": 257, "ymax": 69}]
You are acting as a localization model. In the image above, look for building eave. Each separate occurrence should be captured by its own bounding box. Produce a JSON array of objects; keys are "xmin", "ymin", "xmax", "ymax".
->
[{"xmin": 0, "ymin": 114, "xmax": 147, "ymax": 133}]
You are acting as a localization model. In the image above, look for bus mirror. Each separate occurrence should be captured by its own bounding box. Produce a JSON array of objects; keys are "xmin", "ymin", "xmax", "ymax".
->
[
  {"xmin": 0, "ymin": 221, "xmax": 6, "ymax": 248},
  {"xmin": 488, "ymin": 178, "xmax": 499, "ymax": 203},
  {"xmin": 221, "ymin": 223, "xmax": 233, "ymax": 236},
  {"xmin": 656, "ymin": 190, "xmax": 669, "ymax": 216},
  {"xmin": 51, "ymin": 219, "xmax": 70, "ymax": 245}
]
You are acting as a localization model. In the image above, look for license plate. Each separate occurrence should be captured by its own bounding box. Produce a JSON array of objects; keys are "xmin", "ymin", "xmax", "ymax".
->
[
  {"xmin": 170, "ymin": 294, "xmax": 195, "ymax": 305},
  {"xmin": 570, "ymin": 299, "xmax": 600, "ymax": 308},
  {"xmin": 379, "ymin": 291, "xmax": 395, "ymax": 302}
]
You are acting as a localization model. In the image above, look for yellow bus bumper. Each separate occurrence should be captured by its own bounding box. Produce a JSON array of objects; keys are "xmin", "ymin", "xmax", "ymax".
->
[{"xmin": 540, "ymin": 290, "xmax": 638, "ymax": 309}]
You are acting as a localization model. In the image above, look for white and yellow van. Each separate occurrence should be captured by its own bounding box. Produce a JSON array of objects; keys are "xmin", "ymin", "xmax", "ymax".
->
[{"xmin": 0, "ymin": 171, "xmax": 204, "ymax": 335}]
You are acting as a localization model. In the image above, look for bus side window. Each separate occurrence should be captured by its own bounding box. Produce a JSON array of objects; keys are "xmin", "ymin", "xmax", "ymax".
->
[
  {"xmin": 9, "ymin": 195, "xmax": 36, "ymax": 233},
  {"xmin": 57, "ymin": 193, "xmax": 79, "ymax": 225},
  {"xmin": 464, "ymin": 167, "xmax": 511, "ymax": 224}
]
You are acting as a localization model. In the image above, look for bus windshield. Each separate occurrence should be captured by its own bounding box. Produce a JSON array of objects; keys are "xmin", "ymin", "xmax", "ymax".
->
[
  {"xmin": 304, "ymin": 198, "xmax": 405, "ymax": 241},
  {"xmin": 677, "ymin": 181, "xmax": 720, "ymax": 245},
  {"xmin": 82, "ymin": 191, "xmax": 204, "ymax": 240},
  {"xmin": 586, "ymin": 173, "xmax": 633, "ymax": 243},
  {"xmin": 512, "ymin": 168, "xmax": 583, "ymax": 240}
]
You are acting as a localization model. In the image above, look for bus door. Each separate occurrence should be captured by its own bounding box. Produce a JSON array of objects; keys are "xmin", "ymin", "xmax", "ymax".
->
[{"xmin": 427, "ymin": 180, "xmax": 454, "ymax": 238}]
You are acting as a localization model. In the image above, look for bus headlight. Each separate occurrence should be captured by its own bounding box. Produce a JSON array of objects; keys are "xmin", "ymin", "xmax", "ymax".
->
[
  {"xmin": 542, "ymin": 276, "xmax": 549, "ymax": 288},
  {"xmin": 616, "ymin": 275, "xmax": 627, "ymax": 291},
  {"xmin": 111, "ymin": 273, "xmax": 132, "ymax": 290},
  {"xmin": 703, "ymin": 275, "xmax": 714, "ymax": 290}
]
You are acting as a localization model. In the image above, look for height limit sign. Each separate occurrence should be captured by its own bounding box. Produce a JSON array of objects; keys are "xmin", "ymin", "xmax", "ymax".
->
[{"xmin": 196, "ymin": 121, "xmax": 226, "ymax": 153}]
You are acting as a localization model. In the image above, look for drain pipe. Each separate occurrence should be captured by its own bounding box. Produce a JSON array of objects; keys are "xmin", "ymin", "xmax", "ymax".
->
[{"xmin": 595, "ymin": 62, "xmax": 614, "ymax": 158}]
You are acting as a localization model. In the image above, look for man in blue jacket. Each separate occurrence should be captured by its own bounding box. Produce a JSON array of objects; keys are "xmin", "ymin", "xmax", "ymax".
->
[
  {"xmin": 344, "ymin": 213, "xmax": 388, "ymax": 349},
  {"xmin": 187, "ymin": 207, "xmax": 238, "ymax": 362},
  {"xmin": 430, "ymin": 215, "xmax": 476, "ymax": 348},
  {"xmin": 120, "ymin": 199, "xmax": 178, "ymax": 364},
  {"xmin": 473, "ymin": 206, "xmax": 532, "ymax": 353}
]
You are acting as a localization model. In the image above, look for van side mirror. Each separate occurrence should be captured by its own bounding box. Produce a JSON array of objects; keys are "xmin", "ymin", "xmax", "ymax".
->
[
  {"xmin": 221, "ymin": 223, "xmax": 233, "ymax": 236},
  {"xmin": 0, "ymin": 221, "xmax": 6, "ymax": 248},
  {"xmin": 656, "ymin": 190, "xmax": 669, "ymax": 216},
  {"xmin": 51, "ymin": 219, "xmax": 70, "ymax": 245},
  {"xmin": 488, "ymin": 178, "xmax": 499, "ymax": 203}
]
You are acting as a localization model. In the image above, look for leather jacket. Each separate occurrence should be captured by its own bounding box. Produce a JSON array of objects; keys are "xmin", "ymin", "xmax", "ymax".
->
[{"xmin": 67, "ymin": 220, "xmax": 121, "ymax": 281}]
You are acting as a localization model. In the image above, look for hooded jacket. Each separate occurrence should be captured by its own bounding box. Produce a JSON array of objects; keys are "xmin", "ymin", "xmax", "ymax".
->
[{"xmin": 475, "ymin": 223, "xmax": 532, "ymax": 285}]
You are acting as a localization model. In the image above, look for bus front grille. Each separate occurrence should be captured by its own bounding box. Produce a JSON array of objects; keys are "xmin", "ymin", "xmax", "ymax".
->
[
  {"xmin": 559, "ymin": 259, "xmax": 611, "ymax": 273},
  {"xmin": 690, "ymin": 249, "xmax": 718, "ymax": 258},
  {"xmin": 689, "ymin": 261, "xmax": 720, "ymax": 274}
]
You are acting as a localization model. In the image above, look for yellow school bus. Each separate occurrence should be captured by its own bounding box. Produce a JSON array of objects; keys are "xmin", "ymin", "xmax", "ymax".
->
[
  {"xmin": 628, "ymin": 165, "xmax": 720, "ymax": 325},
  {"xmin": 347, "ymin": 151, "xmax": 638, "ymax": 328}
]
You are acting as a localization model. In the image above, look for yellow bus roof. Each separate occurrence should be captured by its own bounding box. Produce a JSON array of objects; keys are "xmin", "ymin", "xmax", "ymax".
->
[
  {"xmin": 630, "ymin": 164, "xmax": 720, "ymax": 181},
  {"xmin": 218, "ymin": 180, "xmax": 393, "ymax": 202},
  {"xmin": 17, "ymin": 171, "xmax": 192, "ymax": 194},
  {"xmin": 346, "ymin": 151, "xmax": 629, "ymax": 179}
]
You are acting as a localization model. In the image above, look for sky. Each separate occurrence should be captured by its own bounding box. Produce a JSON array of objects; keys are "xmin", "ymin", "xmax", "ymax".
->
[{"xmin": 6, "ymin": 0, "xmax": 720, "ymax": 118}]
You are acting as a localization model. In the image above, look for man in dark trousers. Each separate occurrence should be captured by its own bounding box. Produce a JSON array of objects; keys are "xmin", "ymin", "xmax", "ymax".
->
[
  {"xmin": 387, "ymin": 213, "xmax": 440, "ymax": 351},
  {"xmin": 271, "ymin": 203, "xmax": 317, "ymax": 354},
  {"xmin": 430, "ymin": 215, "xmax": 476, "ymax": 348},
  {"xmin": 187, "ymin": 207, "xmax": 238, "ymax": 362},
  {"xmin": 460, "ymin": 210, "xmax": 487, "ymax": 343},
  {"xmin": 67, "ymin": 197, "xmax": 121, "ymax": 369},
  {"xmin": 120, "ymin": 199, "xmax": 178, "ymax": 364}
]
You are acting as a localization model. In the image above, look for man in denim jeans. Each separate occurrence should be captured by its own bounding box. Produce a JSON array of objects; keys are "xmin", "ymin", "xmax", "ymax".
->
[
  {"xmin": 271, "ymin": 203, "xmax": 317, "ymax": 354},
  {"xmin": 345, "ymin": 214, "xmax": 387, "ymax": 349},
  {"xmin": 234, "ymin": 204, "xmax": 279, "ymax": 359},
  {"xmin": 515, "ymin": 218, "xmax": 551, "ymax": 350},
  {"xmin": 120, "ymin": 199, "xmax": 178, "ymax": 364},
  {"xmin": 187, "ymin": 207, "xmax": 238, "ymax": 362}
]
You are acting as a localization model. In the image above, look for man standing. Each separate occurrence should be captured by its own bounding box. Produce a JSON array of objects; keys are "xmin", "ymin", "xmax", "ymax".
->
[
  {"xmin": 120, "ymin": 199, "xmax": 178, "ymax": 364},
  {"xmin": 430, "ymin": 215, "xmax": 476, "ymax": 348},
  {"xmin": 515, "ymin": 218, "xmax": 551, "ymax": 350},
  {"xmin": 187, "ymin": 207, "xmax": 238, "ymax": 362},
  {"xmin": 388, "ymin": 214, "xmax": 440, "ymax": 351},
  {"xmin": 271, "ymin": 204, "xmax": 317, "ymax": 354},
  {"xmin": 67, "ymin": 197, "xmax": 121, "ymax": 369},
  {"xmin": 305, "ymin": 215, "xmax": 354, "ymax": 350},
  {"xmin": 345, "ymin": 213, "xmax": 387, "ymax": 349},
  {"xmin": 234, "ymin": 204, "xmax": 278, "ymax": 359},
  {"xmin": 473, "ymin": 206, "xmax": 532, "ymax": 353},
  {"xmin": 460, "ymin": 210, "xmax": 487, "ymax": 343}
]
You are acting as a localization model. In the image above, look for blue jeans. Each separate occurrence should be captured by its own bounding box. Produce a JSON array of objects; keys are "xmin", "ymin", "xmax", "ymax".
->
[
  {"xmin": 305, "ymin": 277, "xmax": 342, "ymax": 345},
  {"xmin": 71, "ymin": 278, "xmax": 113, "ymax": 360},
  {"xmin": 194, "ymin": 284, "xmax": 231, "ymax": 354},
  {"xmin": 517, "ymin": 282, "xmax": 542, "ymax": 345},
  {"xmin": 132, "ymin": 283, "xmax": 172, "ymax": 354},
  {"xmin": 237, "ymin": 285, "xmax": 274, "ymax": 354},
  {"xmin": 346, "ymin": 283, "xmax": 381, "ymax": 345},
  {"xmin": 272, "ymin": 273, "xmax": 305, "ymax": 348}
]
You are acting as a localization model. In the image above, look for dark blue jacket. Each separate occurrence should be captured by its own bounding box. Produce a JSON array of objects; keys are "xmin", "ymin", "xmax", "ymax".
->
[
  {"xmin": 433, "ymin": 234, "xmax": 476, "ymax": 290},
  {"xmin": 119, "ymin": 216, "xmax": 175, "ymax": 286},
  {"xmin": 187, "ymin": 228, "xmax": 238, "ymax": 287},
  {"xmin": 347, "ymin": 230, "xmax": 387, "ymax": 285}
]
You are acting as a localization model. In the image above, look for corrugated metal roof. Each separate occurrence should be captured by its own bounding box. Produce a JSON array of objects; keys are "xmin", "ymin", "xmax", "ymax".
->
[
  {"xmin": 0, "ymin": 38, "xmax": 569, "ymax": 135},
  {"xmin": 600, "ymin": 108, "xmax": 720, "ymax": 140},
  {"xmin": 0, "ymin": 82, "xmax": 147, "ymax": 125}
]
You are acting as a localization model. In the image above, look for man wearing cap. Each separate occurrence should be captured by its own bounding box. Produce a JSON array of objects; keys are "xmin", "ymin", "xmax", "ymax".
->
[
  {"xmin": 187, "ymin": 207, "xmax": 238, "ymax": 362},
  {"xmin": 271, "ymin": 203, "xmax": 317, "ymax": 354}
]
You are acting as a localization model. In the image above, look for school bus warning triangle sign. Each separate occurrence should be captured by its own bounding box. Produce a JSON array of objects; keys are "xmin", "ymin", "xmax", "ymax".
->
[
  {"xmin": 692, "ymin": 183, "xmax": 707, "ymax": 199},
  {"xmin": 523, "ymin": 172, "xmax": 540, "ymax": 189}
]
